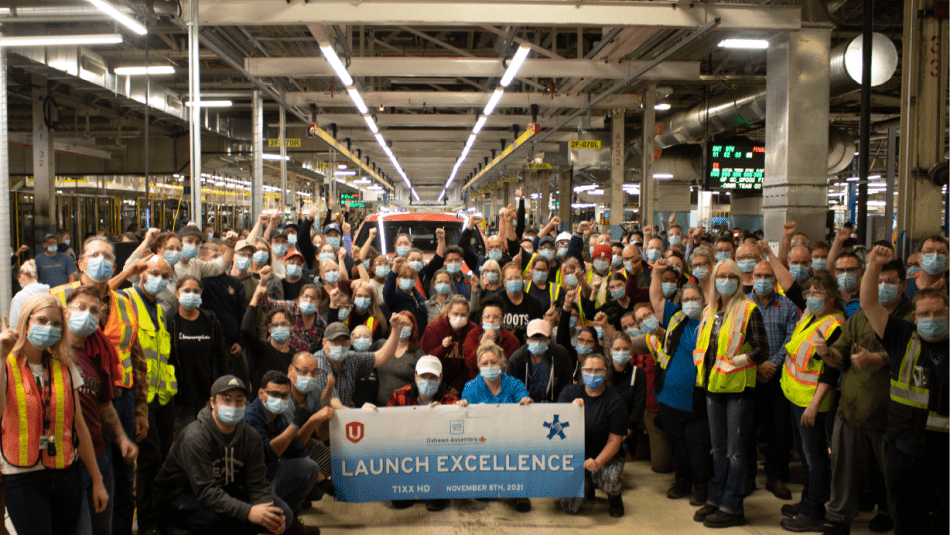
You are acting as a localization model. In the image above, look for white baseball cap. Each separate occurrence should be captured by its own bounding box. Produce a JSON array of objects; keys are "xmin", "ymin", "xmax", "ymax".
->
[
  {"xmin": 556, "ymin": 232, "xmax": 572, "ymax": 244},
  {"xmin": 416, "ymin": 356, "xmax": 443, "ymax": 376}
]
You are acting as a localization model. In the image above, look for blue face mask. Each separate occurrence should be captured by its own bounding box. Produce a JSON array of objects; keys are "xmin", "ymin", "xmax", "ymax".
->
[
  {"xmin": 264, "ymin": 396, "xmax": 289, "ymax": 415},
  {"xmin": 669, "ymin": 235, "xmax": 683, "ymax": 247},
  {"xmin": 640, "ymin": 316, "xmax": 659, "ymax": 334},
  {"xmin": 737, "ymin": 260, "xmax": 757, "ymax": 273},
  {"xmin": 610, "ymin": 287, "xmax": 626, "ymax": 300},
  {"xmin": 646, "ymin": 249, "xmax": 662, "ymax": 263},
  {"xmin": 611, "ymin": 256, "xmax": 623, "ymax": 268},
  {"xmin": 589, "ymin": 245, "xmax": 596, "ymax": 256},
  {"xmin": 625, "ymin": 327, "xmax": 640, "ymax": 338},
  {"xmin": 753, "ymin": 279, "xmax": 773, "ymax": 296},
  {"xmin": 564, "ymin": 273, "xmax": 578, "ymax": 287},
  {"xmin": 837, "ymin": 272, "xmax": 858, "ymax": 292},
  {"xmin": 612, "ymin": 351, "xmax": 631, "ymax": 366},
  {"xmin": 399, "ymin": 278, "xmax": 415, "ymax": 291},
  {"xmin": 46, "ymin": 245, "xmax": 58, "ymax": 254},
  {"xmin": 528, "ymin": 341, "xmax": 548, "ymax": 355},
  {"xmin": 179, "ymin": 293, "xmax": 202, "ymax": 311},
  {"xmin": 353, "ymin": 338, "xmax": 373, "ymax": 352},
  {"xmin": 716, "ymin": 278, "xmax": 738, "ymax": 296},
  {"xmin": 328, "ymin": 344, "xmax": 346, "ymax": 361},
  {"xmin": 409, "ymin": 261, "xmax": 424, "ymax": 274},
  {"xmin": 506, "ymin": 280, "xmax": 523, "ymax": 294},
  {"xmin": 922, "ymin": 253, "xmax": 948, "ymax": 275},
  {"xmin": 812, "ymin": 258, "xmax": 827, "ymax": 272},
  {"xmin": 583, "ymin": 373, "xmax": 604, "ymax": 390},
  {"xmin": 375, "ymin": 266, "xmax": 391, "ymax": 279},
  {"xmin": 417, "ymin": 379, "xmax": 439, "ymax": 398},
  {"xmin": 400, "ymin": 326, "xmax": 412, "ymax": 340},
  {"xmin": 362, "ymin": 260, "xmax": 371, "ymax": 271},
  {"xmin": 878, "ymin": 283, "xmax": 900, "ymax": 306},
  {"xmin": 917, "ymin": 317, "xmax": 949, "ymax": 340},
  {"xmin": 27, "ymin": 324, "xmax": 61, "ymax": 351},
  {"xmin": 144, "ymin": 275, "xmax": 168, "ymax": 296},
  {"xmin": 623, "ymin": 261, "xmax": 634, "ymax": 273},
  {"xmin": 326, "ymin": 237, "xmax": 341, "ymax": 249},
  {"xmin": 482, "ymin": 322, "xmax": 499, "ymax": 333},
  {"xmin": 299, "ymin": 301, "xmax": 317, "ymax": 315},
  {"xmin": 253, "ymin": 251, "xmax": 269, "ymax": 265},
  {"xmin": 396, "ymin": 246, "xmax": 411, "ymax": 257},
  {"xmin": 294, "ymin": 375, "xmax": 314, "ymax": 393},
  {"xmin": 570, "ymin": 316, "xmax": 578, "ymax": 329},
  {"xmin": 319, "ymin": 252, "xmax": 335, "ymax": 263},
  {"xmin": 162, "ymin": 251, "xmax": 181, "ymax": 268},
  {"xmin": 283, "ymin": 264, "xmax": 301, "ymax": 279},
  {"xmin": 67, "ymin": 310, "xmax": 99, "ymax": 338},
  {"xmin": 661, "ymin": 282, "xmax": 677, "ymax": 298},
  {"xmin": 354, "ymin": 296, "xmax": 371, "ymax": 310},
  {"xmin": 270, "ymin": 326, "xmax": 290, "ymax": 344},
  {"xmin": 216, "ymin": 405, "xmax": 244, "ymax": 426},
  {"xmin": 287, "ymin": 234, "xmax": 298, "ymax": 245},
  {"xmin": 806, "ymin": 297, "xmax": 826, "ymax": 316},
  {"xmin": 575, "ymin": 343, "xmax": 593, "ymax": 356},
  {"xmin": 692, "ymin": 266, "xmax": 709, "ymax": 280},
  {"xmin": 86, "ymin": 256, "xmax": 114, "ymax": 283},
  {"xmin": 715, "ymin": 251, "xmax": 730, "ymax": 262},
  {"xmin": 204, "ymin": 232, "xmax": 213, "ymax": 240},
  {"xmin": 445, "ymin": 262, "xmax": 462, "ymax": 274},
  {"xmin": 338, "ymin": 308, "xmax": 351, "ymax": 321},
  {"xmin": 235, "ymin": 256, "xmax": 251, "ymax": 272},
  {"xmin": 324, "ymin": 271, "xmax": 340, "ymax": 284},
  {"xmin": 480, "ymin": 366, "xmax": 502, "ymax": 382},
  {"xmin": 593, "ymin": 259, "xmax": 609, "ymax": 273},
  {"xmin": 539, "ymin": 248, "xmax": 555, "ymax": 261},
  {"xmin": 272, "ymin": 244, "xmax": 287, "ymax": 257},
  {"xmin": 682, "ymin": 301, "xmax": 703, "ymax": 319},
  {"xmin": 557, "ymin": 247, "xmax": 568, "ymax": 258},
  {"xmin": 487, "ymin": 250, "xmax": 503, "ymax": 262},
  {"xmin": 182, "ymin": 243, "xmax": 199, "ymax": 260},
  {"xmin": 533, "ymin": 271, "xmax": 548, "ymax": 284},
  {"xmin": 789, "ymin": 264, "xmax": 810, "ymax": 282},
  {"xmin": 435, "ymin": 282, "xmax": 451, "ymax": 295}
]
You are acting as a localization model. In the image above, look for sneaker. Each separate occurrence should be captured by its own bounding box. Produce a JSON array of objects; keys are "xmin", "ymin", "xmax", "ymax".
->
[
  {"xmin": 703, "ymin": 511, "xmax": 747, "ymax": 529},
  {"xmin": 767, "ymin": 480, "xmax": 793, "ymax": 500},
  {"xmin": 667, "ymin": 478, "xmax": 692, "ymax": 499},
  {"xmin": 425, "ymin": 499, "xmax": 449, "ymax": 512},
  {"xmin": 694, "ymin": 504, "xmax": 718, "ymax": 522},
  {"xmin": 689, "ymin": 484, "xmax": 708, "ymax": 507},
  {"xmin": 607, "ymin": 495, "xmax": 625, "ymax": 517},
  {"xmin": 781, "ymin": 515, "xmax": 826, "ymax": 532},
  {"xmin": 867, "ymin": 513, "xmax": 893, "ymax": 533},
  {"xmin": 782, "ymin": 502, "xmax": 802, "ymax": 518},
  {"xmin": 515, "ymin": 498, "xmax": 531, "ymax": 513},
  {"xmin": 823, "ymin": 521, "xmax": 851, "ymax": 535},
  {"xmin": 284, "ymin": 517, "xmax": 321, "ymax": 535}
]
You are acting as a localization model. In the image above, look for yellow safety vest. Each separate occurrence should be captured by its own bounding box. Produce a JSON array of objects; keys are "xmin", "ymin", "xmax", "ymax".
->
[
  {"xmin": 126, "ymin": 289, "xmax": 177, "ymax": 405},
  {"xmin": 780, "ymin": 311, "xmax": 844, "ymax": 409},
  {"xmin": 51, "ymin": 282, "xmax": 136, "ymax": 389},
  {"xmin": 525, "ymin": 279, "xmax": 561, "ymax": 306},
  {"xmin": 651, "ymin": 310, "xmax": 689, "ymax": 370},
  {"xmin": 692, "ymin": 299, "xmax": 758, "ymax": 393},
  {"xmin": 586, "ymin": 266, "xmax": 611, "ymax": 308},
  {"xmin": 891, "ymin": 333, "xmax": 948, "ymax": 433}
]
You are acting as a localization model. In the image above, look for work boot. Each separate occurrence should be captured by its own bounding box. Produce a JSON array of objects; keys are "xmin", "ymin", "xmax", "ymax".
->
[
  {"xmin": 781, "ymin": 515, "xmax": 826, "ymax": 532},
  {"xmin": 703, "ymin": 511, "xmax": 747, "ymax": 528},
  {"xmin": 607, "ymin": 495, "xmax": 625, "ymax": 517},
  {"xmin": 667, "ymin": 477, "xmax": 692, "ymax": 499},
  {"xmin": 693, "ymin": 504, "xmax": 718, "ymax": 522},
  {"xmin": 782, "ymin": 502, "xmax": 802, "ymax": 518},
  {"xmin": 767, "ymin": 479, "xmax": 793, "ymax": 500},
  {"xmin": 689, "ymin": 484, "xmax": 708, "ymax": 506}
]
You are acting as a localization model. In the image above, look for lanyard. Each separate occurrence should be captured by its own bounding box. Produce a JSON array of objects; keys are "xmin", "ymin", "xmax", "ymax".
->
[{"xmin": 32, "ymin": 359, "xmax": 52, "ymax": 433}]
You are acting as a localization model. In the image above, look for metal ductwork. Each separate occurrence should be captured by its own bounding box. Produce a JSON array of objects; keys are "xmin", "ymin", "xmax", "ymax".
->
[
  {"xmin": 3, "ymin": 1, "xmax": 178, "ymax": 22},
  {"xmin": 655, "ymin": 32, "xmax": 898, "ymax": 149}
]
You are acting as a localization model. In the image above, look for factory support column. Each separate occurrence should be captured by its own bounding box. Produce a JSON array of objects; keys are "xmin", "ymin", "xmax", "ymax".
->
[
  {"xmin": 252, "ymin": 90, "xmax": 264, "ymax": 220},
  {"xmin": 32, "ymin": 75, "xmax": 56, "ymax": 246},
  {"xmin": 187, "ymin": 0, "xmax": 203, "ymax": 226},
  {"xmin": 559, "ymin": 170, "xmax": 572, "ymax": 231},
  {"xmin": 763, "ymin": 30, "xmax": 832, "ymax": 243},
  {"xmin": 609, "ymin": 109, "xmax": 625, "ymax": 240},
  {"xmin": 279, "ymin": 104, "xmax": 287, "ymax": 219},
  {"xmin": 541, "ymin": 171, "xmax": 550, "ymax": 222},
  {"xmin": 640, "ymin": 84, "xmax": 656, "ymax": 227}
]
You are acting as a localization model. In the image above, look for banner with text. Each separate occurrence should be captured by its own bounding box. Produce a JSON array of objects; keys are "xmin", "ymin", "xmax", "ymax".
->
[{"xmin": 330, "ymin": 404, "xmax": 585, "ymax": 502}]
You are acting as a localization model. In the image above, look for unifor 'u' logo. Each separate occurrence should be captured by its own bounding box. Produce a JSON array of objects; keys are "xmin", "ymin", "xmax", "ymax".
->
[{"xmin": 345, "ymin": 422, "xmax": 365, "ymax": 444}]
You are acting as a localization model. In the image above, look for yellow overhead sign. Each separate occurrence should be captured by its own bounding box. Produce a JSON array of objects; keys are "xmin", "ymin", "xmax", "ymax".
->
[
  {"xmin": 268, "ymin": 138, "xmax": 301, "ymax": 148},
  {"xmin": 570, "ymin": 140, "xmax": 601, "ymax": 149},
  {"xmin": 526, "ymin": 163, "xmax": 552, "ymax": 169}
]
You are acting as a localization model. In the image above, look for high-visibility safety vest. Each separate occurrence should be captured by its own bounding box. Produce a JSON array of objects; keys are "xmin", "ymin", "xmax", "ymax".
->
[
  {"xmin": 585, "ymin": 266, "xmax": 611, "ymax": 308},
  {"xmin": 891, "ymin": 333, "xmax": 949, "ymax": 433},
  {"xmin": 780, "ymin": 311, "xmax": 844, "ymax": 409},
  {"xmin": 51, "ymin": 282, "xmax": 136, "ymax": 389},
  {"xmin": 525, "ymin": 280, "xmax": 561, "ymax": 307},
  {"xmin": 692, "ymin": 299, "xmax": 758, "ymax": 393},
  {"xmin": 347, "ymin": 315, "xmax": 376, "ymax": 336},
  {"xmin": 651, "ymin": 310, "xmax": 689, "ymax": 370},
  {"xmin": 2, "ymin": 355, "xmax": 75, "ymax": 469},
  {"xmin": 125, "ymin": 289, "xmax": 177, "ymax": 405}
]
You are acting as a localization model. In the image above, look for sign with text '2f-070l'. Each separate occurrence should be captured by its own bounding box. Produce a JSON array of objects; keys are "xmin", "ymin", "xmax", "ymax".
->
[{"xmin": 330, "ymin": 404, "xmax": 585, "ymax": 502}]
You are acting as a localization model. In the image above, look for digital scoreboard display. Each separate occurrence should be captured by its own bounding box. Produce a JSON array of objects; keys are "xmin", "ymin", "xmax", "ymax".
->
[{"xmin": 707, "ymin": 143, "xmax": 765, "ymax": 191}]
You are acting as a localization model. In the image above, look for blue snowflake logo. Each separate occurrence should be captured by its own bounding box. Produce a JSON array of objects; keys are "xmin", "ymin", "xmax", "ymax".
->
[{"xmin": 543, "ymin": 415, "xmax": 569, "ymax": 440}]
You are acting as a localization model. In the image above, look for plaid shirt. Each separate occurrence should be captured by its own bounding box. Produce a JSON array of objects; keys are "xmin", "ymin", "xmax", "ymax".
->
[
  {"xmin": 260, "ymin": 295, "xmax": 327, "ymax": 354},
  {"xmin": 386, "ymin": 383, "xmax": 459, "ymax": 407},
  {"xmin": 311, "ymin": 350, "xmax": 376, "ymax": 408},
  {"xmin": 747, "ymin": 291, "xmax": 801, "ymax": 366},
  {"xmin": 703, "ymin": 300, "xmax": 771, "ymax": 383}
]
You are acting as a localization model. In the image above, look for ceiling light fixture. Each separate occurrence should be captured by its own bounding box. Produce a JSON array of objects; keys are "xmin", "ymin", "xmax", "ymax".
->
[
  {"xmin": 114, "ymin": 66, "xmax": 175, "ymax": 75},
  {"xmin": 363, "ymin": 115, "xmax": 379, "ymax": 134},
  {"xmin": 0, "ymin": 34, "xmax": 124, "ymax": 47},
  {"xmin": 347, "ymin": 88, "xmax": 369, "ymax": 114},
  {"xmin": 262, "ymin": 154, "xmax": 289, "ymax": 161},
  {"xmin": 472, "ymin": 116, "xmax": 488, "ymax": 134},
  {"xmin": 718, "ymin": 39, "xmax": 769, "ymax": 49},
  {"xmin": 500, "ymin": 45, "xmax": 531, "ymax": 87},
  {"xmin": 185, "ymin": 100, "xmax": 232, "ymax": 107},
  {"xmin": 320, "ymin": 45, "xmax": 353, "ymax": 86},
  {"xmin": 654, "ymin": 102, "xmax": 671, "ymax": 111},
  {"xmin": 483, "ymin": 89, "xmax": 504, "ymax": 116},
  {"xmin": 86, "ymin": 0, "xmax": 147, "ymax": 35}
]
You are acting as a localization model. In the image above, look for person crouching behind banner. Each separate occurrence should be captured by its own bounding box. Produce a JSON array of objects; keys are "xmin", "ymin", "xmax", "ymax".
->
[
  {"xmin": 365, "ymin": 356, "xmax": 459, "ymax": 512},
  {"xmin": 0, "ymin": 294, "xmax": 108, "ymax": 535},
  {"xmin": 557, "ymin": 352, "xmax": 628, "ymax": 518},
  {"xmin": 458, "ymin": 342, "xmax": 533, "ymax": 512}
]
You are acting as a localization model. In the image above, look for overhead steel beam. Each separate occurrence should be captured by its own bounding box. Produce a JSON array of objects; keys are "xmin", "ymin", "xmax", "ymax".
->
[
  {"xmin": 191, "ymin": 0, "xmax": 801, "ymax": 30},
  {"xmin": 246, "ymin": 56, "xmax": 700, "ymax": 80},
  {"xmin": 287, "ymin": 90, "xmax": 642, "ymax": 109},
  {"xmin": 477, "ymin": 25, "xmax": 563, "ymax": 59},
  {"xmin": 277, "ymin": 113, "xmax": 604, "ymax": 129}
]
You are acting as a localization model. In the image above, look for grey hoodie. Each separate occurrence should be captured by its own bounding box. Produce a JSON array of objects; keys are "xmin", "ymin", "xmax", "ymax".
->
[{"xmin": 150, "ymin": 405, "xmax": 272, "ymax": 521}]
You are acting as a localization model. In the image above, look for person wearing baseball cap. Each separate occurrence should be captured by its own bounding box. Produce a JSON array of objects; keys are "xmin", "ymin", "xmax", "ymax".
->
[
  {"xmin": 281, "ymin": 249, "xmax": 317, "ymax": 301},
  {"xmin": 268, "ymin": 230, "xmax": 289, "ymax": 280},
  {"xmin": 506, "ymin": 319, "xmax": 573, "ymax": 403},
  {"xmin": 33, "ymin": 232, "xmax": 78, "ymax": 287},
  {"xmin": 174, "ymin": 225, "xmax": 232, "ymax": 281},
  {"xmin": 151, "ymin": 375, "xmax": 298, "ymax": 534}
]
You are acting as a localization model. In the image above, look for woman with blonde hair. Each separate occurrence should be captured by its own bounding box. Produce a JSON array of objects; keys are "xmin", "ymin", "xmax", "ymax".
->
[
  {"xmin": 9, "ymin": 260, "xmax": 50, "ymax": 327},
  {"xmin": 336, "ymin": 280, "xmax": 389, "ymax": 341},
  {"xmin": 692, "ymin": 258, "xmax": 770, "ymax": 528},
  {"xmin": 0, "ymin": 294, "xmax": 108, "ymax": 534}
]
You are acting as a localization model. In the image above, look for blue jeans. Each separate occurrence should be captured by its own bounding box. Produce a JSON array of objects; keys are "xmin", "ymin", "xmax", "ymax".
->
[
  {"xmin": 161, "ymin": 492, "xmax": 293, "ymax": 535},
  {"xmin": 270, "ymin": 456, "xmax": 321, "ymax": 517},
  {"xmin": 4, "ymin": 463, "xmax": 82, "ymax": 535},
  {"xmin": 789, "ymin": 403, "xmax": 829, "ymax": 520},
  {"xmin": 706, "ymin": 393, "xmax": 754, "ymax": 514},
  {"xmin": 109, "ymin": 388, "xmax": 137, "ymax": 535},
  {"xmin": 76, "ymin": 451, "xmax": 115, "ymax": 535},
  {"xmin": 659, "ymin": 403, "xmax": 712, "ymax": 486}
]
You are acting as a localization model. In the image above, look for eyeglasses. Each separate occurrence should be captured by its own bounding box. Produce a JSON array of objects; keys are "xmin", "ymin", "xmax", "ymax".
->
[
  {"xmin": 803, "ymin": 290, "xmax": 828, "ymax": 298},
  {"xmin": 68, "ymin": 303, "xmax": 101, "ymax": 316},
  {"xmin": 263, "ymin": 390, "xmax": 290, "ymax": 400},
  {"xmin": 217, "ymin": 394, "xmax": 246, "ymax": 405},
  {"xmin": 752, "ymin": 274, "xmax": 775, "ymax": 280},
  {"xmin": 692, "ymin": 261, "xmax": 710, "ymax": 268},
  {"xmin": 716, "ymin": 275, "xmax": 740, "ymax": 282},
  {"xmin": 30, "ymin": 315, "xmax": 63, "ymax": 329},
  {"xmin": 834, "ymin": 267, "xmax": 861, "ymax": 274},
  {"xmin": 736, "ymin": 255, "xmax": 760, "ymax": 262},
  {"xmin": 85, "ymin": 251, "xmax": 115, "ymax": 262},
  {"xmin": 293, "ymin": 365, "xmax": 317, "ymax": 377}
]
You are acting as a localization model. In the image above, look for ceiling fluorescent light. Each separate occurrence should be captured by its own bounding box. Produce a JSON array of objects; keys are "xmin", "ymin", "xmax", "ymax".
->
[
  {"xmin": 363, "ymin": 115, "xmax": 379, "ymax": 134},
  {"xmin": 186, "ymin": 100, "xmax": 232, "ymax": 107},
  {"xmin": 473, "ymin": 116, "xmax": 488, "ymax": 134},
  {"xmin": 500, "ymin": 45, "xmax": 531, "ymax": 87},
  {"xmin": 375, "ymin": 133, "xmax": 386, "ymax": 147},
  {"xmin": 718, "ymin": 39, "xmax": 769, "ymax": 49},
  {"xmin": 86, "ymin": 0, "xmax": 147, "ymax": 35},
  {"xmin": 347, "ymin": 88, "xmax": 369, "ymax": 114},
  {"xmin": 262, "ymin": 154, "xmax": 289, "ymax": 161},
  {"xmin": 0, "ymin": 34, "xmax": 124, "ymax": 47},
  {"xmin": 653, "ymin": 173, "xmax": 674, "ymax": 179},
  {"xmin": 483, "ymin": 89, "xmax": 504, "ymax": 116},
  {"xmin": 654, "ymin": 103, "xmax": 671, "ymax": 111},
  {"xmin": 320, "ymin": 45, "xmax": 353, "ymax": 86},
  {"xmin": 114, "ymin": 66, "xmax": 175, "ymax": 75}
]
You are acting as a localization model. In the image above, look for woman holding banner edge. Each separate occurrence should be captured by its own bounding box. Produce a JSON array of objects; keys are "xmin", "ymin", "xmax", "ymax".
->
[{"xmin": 458, "ymin": 341, "xmax": 533, "ymax": 512}]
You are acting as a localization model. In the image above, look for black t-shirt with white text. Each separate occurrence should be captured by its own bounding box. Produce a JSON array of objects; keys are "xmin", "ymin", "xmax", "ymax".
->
[{"xmin": 500, "ymin": 291, "xmax": 544, "ymax": 345}]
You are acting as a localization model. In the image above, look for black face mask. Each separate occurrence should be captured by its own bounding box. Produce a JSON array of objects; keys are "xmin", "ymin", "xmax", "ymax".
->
[{"xmin": 57, "ymin": 243, "xmax": 69, "ymax": 253}]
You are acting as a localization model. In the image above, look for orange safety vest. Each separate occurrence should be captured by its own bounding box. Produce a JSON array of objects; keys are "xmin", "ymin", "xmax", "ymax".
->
[
  {"xmin": 51, "ymin": 282, "xmax": 137, "ymax": 389},
  {"xmin": 2, "ymin": 355, "xmax": 75, "ymax": 469}
]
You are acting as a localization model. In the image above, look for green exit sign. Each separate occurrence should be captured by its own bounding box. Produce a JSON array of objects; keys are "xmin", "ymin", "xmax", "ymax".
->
[{"xmin": 340, "ymin": 193, "xmax": 359, "ymax": 202}]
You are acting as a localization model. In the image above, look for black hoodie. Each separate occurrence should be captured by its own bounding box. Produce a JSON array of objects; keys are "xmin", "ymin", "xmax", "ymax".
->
[{"xmin": 151, "ymin": 406, "xmax": 273, "ymax": 521}]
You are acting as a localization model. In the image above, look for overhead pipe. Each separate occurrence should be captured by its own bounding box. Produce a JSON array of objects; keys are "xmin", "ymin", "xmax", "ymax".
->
[{"xmin": 0, "ymin": 43, "xmax": 10, "ymax": 317}]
